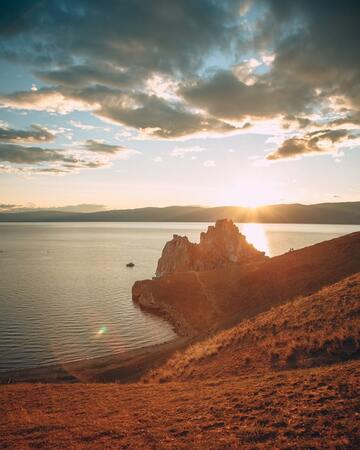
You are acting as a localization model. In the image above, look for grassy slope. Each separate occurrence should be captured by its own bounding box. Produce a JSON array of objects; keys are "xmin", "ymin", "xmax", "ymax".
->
[
  {"xmin": 0, "ymin": 362, "xmax": 358, "ymax": 449},
  {"xmin": 1, "ymin": 273, "xmax": 359, "ymax": 448},
  {"xmin": 147, "ymin": 273, "xmax": 360, "ymax": 383}
]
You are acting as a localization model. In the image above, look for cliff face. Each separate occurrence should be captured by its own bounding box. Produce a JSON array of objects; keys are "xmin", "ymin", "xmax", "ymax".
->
[{"xmin": 156, "ymin": 219, "xmax": 266, "ymax": 277}]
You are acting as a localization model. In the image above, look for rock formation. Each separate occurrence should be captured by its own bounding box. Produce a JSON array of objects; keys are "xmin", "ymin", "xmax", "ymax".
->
[
  {"xmin": 155, "ymin": 219, "xmax": 266, "ymax": 277},
  {"xmin": 133, "ymin": 231, "xmax": 360, "ymax": 337}
]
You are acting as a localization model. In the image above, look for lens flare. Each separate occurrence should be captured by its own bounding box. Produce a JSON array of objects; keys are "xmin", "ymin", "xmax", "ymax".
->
[{"xmin": 96, "ymin": 325, "xmax": 108, "ymax": 336}]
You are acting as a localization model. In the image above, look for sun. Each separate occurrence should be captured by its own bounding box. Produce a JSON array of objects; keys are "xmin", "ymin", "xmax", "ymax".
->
[
  {"xmin": 241, "ymin": 196, "xmax": 268, "ymax": 208},
  {"xmin": 222, "ymin": 180, "xmax": 282, "ymax": 208}
]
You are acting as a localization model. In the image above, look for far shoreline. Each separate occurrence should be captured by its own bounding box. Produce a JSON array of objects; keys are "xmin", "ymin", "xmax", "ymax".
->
[
  {"xmin": 0, "ymin": 201, "xmax": 360, "ymax": 225},
  {"xmin": 1, "ymin": 221, "xmax": 360, "ymax": 225}
]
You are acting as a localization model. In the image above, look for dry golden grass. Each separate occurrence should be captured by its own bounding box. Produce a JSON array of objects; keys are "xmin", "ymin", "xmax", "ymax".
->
[
  {"xmin": 147, "ymin": 273, "xmax": 360, "ymax": 383},
  {"xmin": 0, "ymin": 360, "xmax": 359, "ymax": 449}
]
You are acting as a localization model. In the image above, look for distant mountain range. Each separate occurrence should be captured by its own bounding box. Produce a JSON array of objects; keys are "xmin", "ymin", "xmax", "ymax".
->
[{"xmin": 0, "ymin": 202, "xmax": 360, "ymax": 224}]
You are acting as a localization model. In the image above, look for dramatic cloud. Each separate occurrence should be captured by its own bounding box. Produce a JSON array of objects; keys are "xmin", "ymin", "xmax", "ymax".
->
[
  {"xmin": 0, "ymin": 124, "xmax": 54, "ymax": 143},
  {"xmin": 264, "ymin": 0, "xmax": 360, "ymax": 100},
  {"xmin": 77, "ymin": 86, "xmax": 236, "ymax": 139},
  {"xmin": 178, "ymin": 1, "xmax": 360, "ymax": 151},
  {"xmin": 0, "ymin": 87, "xmax": 236, "ymax": 138},
  {"xmin": 35, "ymin": 65, "xmax": 144, "ymax": 89},
  {"xmin": 180, "ymin": 70, "xmax": 313, "ymax": 120},
  {"xmin": 0, "ymin": 0, "xmax": 359, "ymax": 156},
  {"xmin": 0, "ymin": 1, "xmax": 243, "ymax": 139},
  {"xmin": 93, "ymin": 91, "xmax": 237, "ymax": 138},
  {"xmin": 266, "ymin": 129, "xmax": 360, "ymax": 160},
  {"xmin": 0, "ymin": 0, "xmax": 241, "ymax": 73}
]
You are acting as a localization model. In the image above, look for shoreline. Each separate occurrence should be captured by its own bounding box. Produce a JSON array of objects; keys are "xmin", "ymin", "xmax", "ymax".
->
[{"xmin": 0, "ymin": 336, "xmax": 192, "ymax": 385}]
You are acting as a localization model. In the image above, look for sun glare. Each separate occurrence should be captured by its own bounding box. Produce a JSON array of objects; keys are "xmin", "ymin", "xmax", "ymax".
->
[
  {"xmin": 220, "ymin": 180, "xmax": 282, "ymax": 208},
  {"xmin": 240, "ymin": 184, "xmax": 279, "ymax": 208},
  {"xmin": 240, "ymin": 223, "xmax": 270, "ymax": 256},
  {"xmin": 241, "ymin": 197, "xmax": 267, "ymax": 208}
]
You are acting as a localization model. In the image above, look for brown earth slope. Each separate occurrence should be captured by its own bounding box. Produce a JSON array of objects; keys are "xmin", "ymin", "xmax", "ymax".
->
[
  {"xmin": 0, "ymin": 362, "xmax": 359, "ymax": 449},
  {"xmin": 147, "ymin": 273, "xmax": 360, "ymax": 383},
  {"xmin": 1, "ymin": 238, "xmax": 360, "ymax": 448},
  {"xmin": 133, "ymin": 232, "xmax": 360, "ymax": 336}
]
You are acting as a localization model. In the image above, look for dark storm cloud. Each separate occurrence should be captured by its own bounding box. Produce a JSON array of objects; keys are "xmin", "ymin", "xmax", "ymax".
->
[
  {"xmin": 0, "ymin": 0, "xmax": 242, "ymax": 73},
  {"xmin": 266, "ymin": 129, "xmax": 358, "ymax": 160},
  {"xmin": 0, "ymin": 124, "xmax": 54, "ymax": 143},
  {"xmin": 35, "ymin": 65, "xmax": 145, "ymax": 89},
  {"xmin": 261, "ymin": 0, "xmax": 360, "ymax": 107},
  {"xmin": 267, "ymin": 0, "xmax": 360, "ymax": 69},
  {"xmin": 180, "ymin": 70, "xmax": 314, "ymax": 120},
  {"xmin": 0, "ymin": 0, "xmax": 36, "ymax": 36}
]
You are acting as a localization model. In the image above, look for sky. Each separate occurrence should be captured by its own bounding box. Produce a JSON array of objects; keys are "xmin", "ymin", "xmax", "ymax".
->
[{"xmin": 0, "ymin": 0, "xmax": 359, "ymax": 210}]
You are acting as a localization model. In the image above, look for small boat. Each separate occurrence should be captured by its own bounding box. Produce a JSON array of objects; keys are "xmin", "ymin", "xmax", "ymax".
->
[{"xmin": 126, "ymin": 262, "xmax": 135, "ymax": 267}]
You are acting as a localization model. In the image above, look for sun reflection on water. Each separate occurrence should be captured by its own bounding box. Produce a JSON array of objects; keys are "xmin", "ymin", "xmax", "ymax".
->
[{"xmin": 240, "ymin": 223, "xmax": 270, "ymax": 256}]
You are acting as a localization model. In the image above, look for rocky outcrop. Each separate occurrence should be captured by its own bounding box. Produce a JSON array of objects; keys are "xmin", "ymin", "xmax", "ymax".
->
[
  {"xmin": 156, "ymin": 219, "xmax": 266, "ymax": 277},
  {"xmin": 132, "ymin": 232, "xmax": 360, "ymax": 337}
]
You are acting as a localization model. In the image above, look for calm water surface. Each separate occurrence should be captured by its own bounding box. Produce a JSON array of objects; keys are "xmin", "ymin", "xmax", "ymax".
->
[{"xmin": 0, "ymin": 222, "xmax": 359, "ymax": 371}]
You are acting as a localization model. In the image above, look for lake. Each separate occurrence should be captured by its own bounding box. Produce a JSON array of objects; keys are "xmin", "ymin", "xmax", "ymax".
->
[{"xmin": 0, "ymin": 222, "xmax": 359, "ymax": 371}]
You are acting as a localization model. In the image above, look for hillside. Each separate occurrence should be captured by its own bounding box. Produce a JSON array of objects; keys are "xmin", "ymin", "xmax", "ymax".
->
[
  {"xmin": 147, "ymin": 273, "xmax": 360, "ymax": 383},
  {"xmin": 1, "ymin": 274, "xmax": 359, "ymax": 448},
  {"xmin": 1, "ymin": 360, "xmax": 359, "ymax": 449},
  {"xmin": 133, "ymin": 232, "xmax": 360, "ymax": 336},
  {"xmin": 1, "ymin": 201, "xmax": 360, "ymax": 223},
  {"xmin": 1, "ymin": 262, "xmax": 359, "ymax": 448}
]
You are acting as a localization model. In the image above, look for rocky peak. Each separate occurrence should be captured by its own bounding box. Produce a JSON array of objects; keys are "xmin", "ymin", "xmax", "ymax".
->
[{"xmin": 155, "ymin": 219, "xmax": 267, "ymax": 277}]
